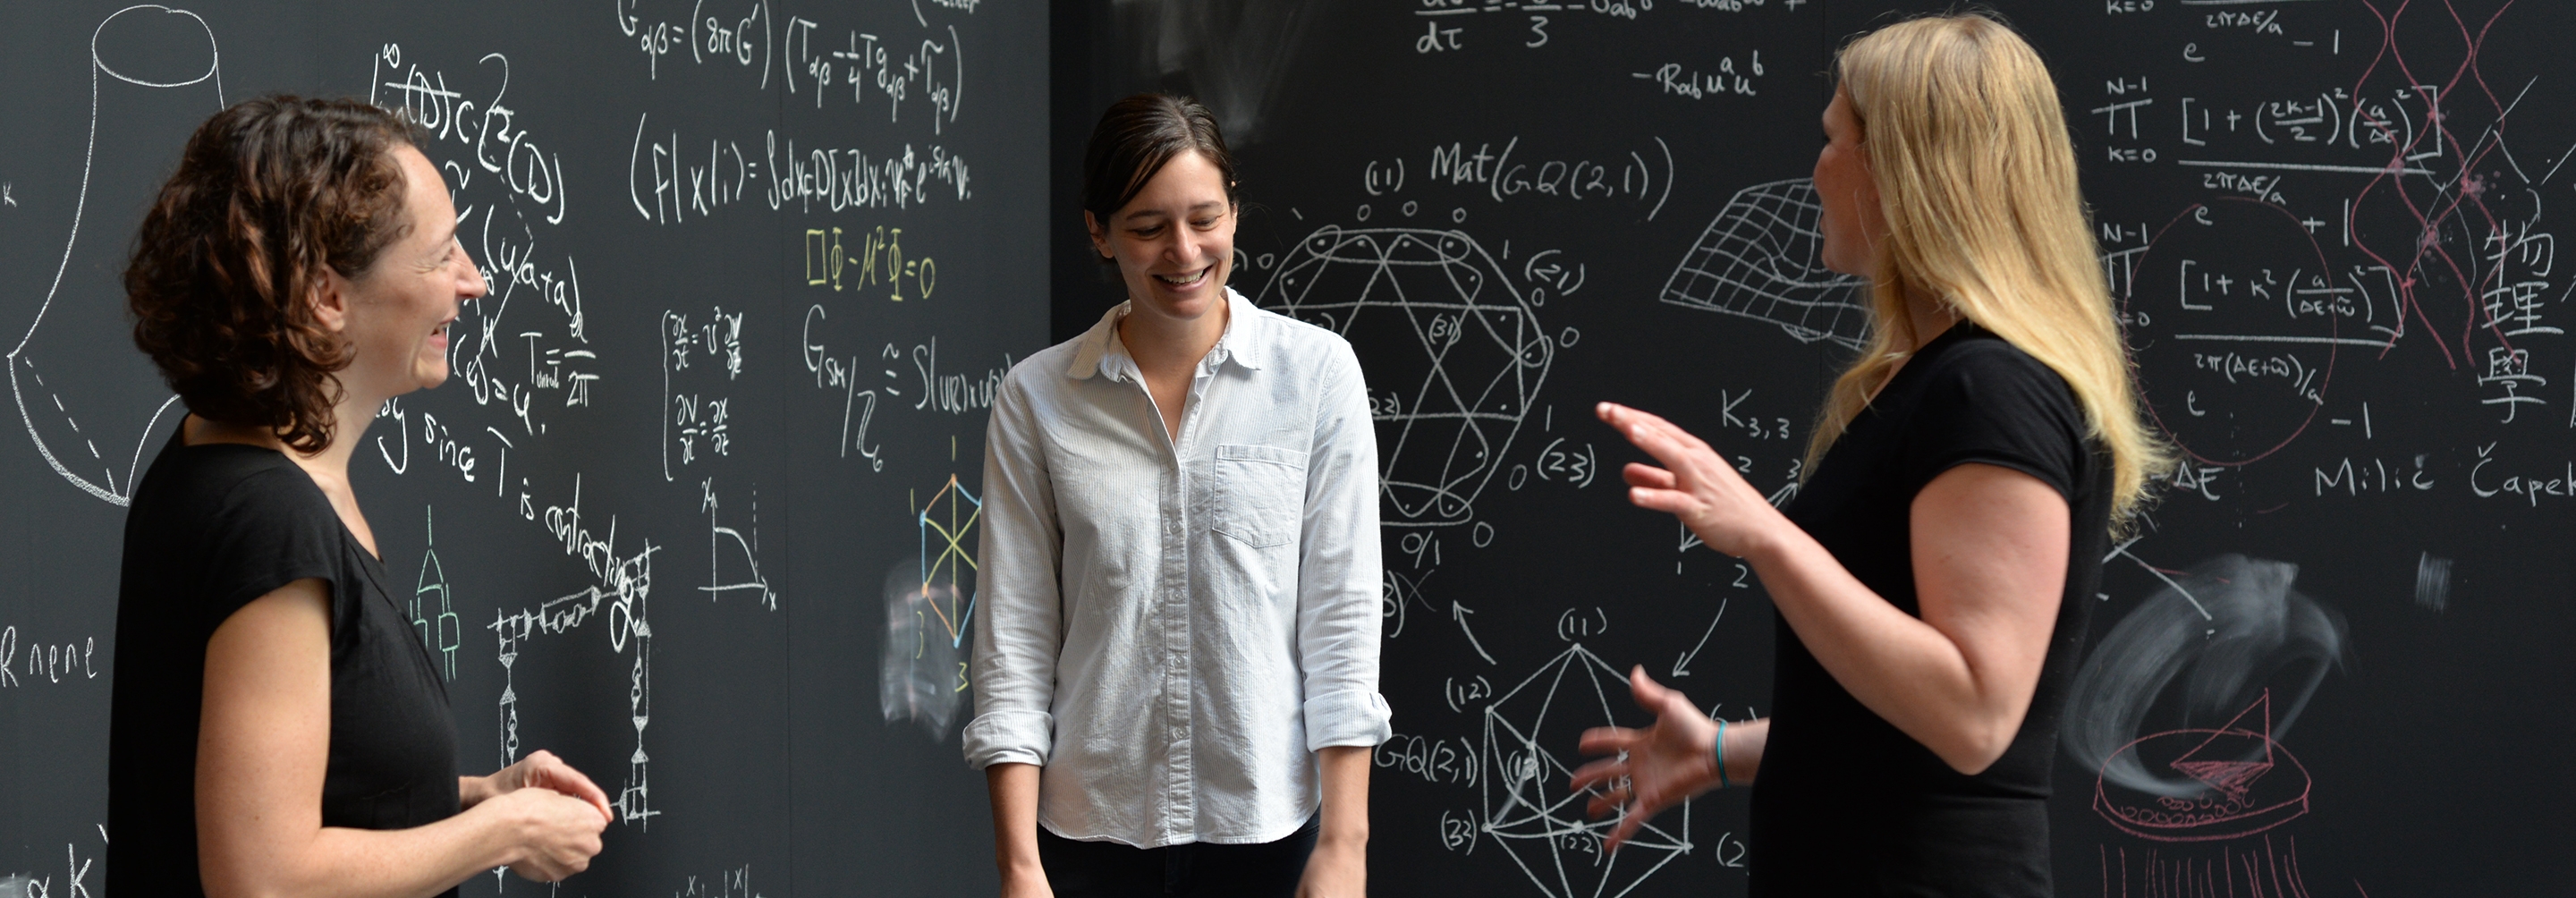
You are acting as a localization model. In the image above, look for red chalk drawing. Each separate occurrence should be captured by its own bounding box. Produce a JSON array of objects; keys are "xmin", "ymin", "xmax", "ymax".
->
[{"xmin": 2095, "ymin": 691, "xmax": 2311, "ymax": 843}]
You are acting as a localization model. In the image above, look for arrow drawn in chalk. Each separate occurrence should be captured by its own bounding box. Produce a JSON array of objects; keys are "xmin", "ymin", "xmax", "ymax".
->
[
  {"xmin": 1452, "ymin": 601, "xmax": 1496, "ymax": 665},
  {"xmin": 1671, "ymin": 597, "xmax": 1729, "ymax": 677}
]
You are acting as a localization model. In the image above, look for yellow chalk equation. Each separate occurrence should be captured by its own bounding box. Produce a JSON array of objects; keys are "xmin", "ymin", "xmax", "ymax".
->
[{"xmin": 802, "ymin": 224, "xmax": 937, "ymax": 301}]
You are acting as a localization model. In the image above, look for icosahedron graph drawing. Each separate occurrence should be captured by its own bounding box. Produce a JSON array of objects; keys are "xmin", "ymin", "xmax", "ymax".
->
[
  {"xmin": 1258, "ymin": 226, "xmax": 1552, "ymax": 529},
  {"xmin": 1480, "ymin": 643, "xmax": 1694, "ymax": 898}
]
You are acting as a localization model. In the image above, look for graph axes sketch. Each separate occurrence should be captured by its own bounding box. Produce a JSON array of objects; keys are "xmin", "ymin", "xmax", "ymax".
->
[{"xmin": 1658, "ymin": 177, "xmax": 1870, "ymax": 350}]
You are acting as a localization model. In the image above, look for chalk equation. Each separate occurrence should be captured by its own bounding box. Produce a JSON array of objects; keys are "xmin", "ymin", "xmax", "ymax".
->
[
  {"xmin": 1360, "ymin": 135, "xmax": 1674, "ymax": 222},
  {"xmin": 629, "ymin": 117, "xmax": 973, "ymax": 222},
  {"xmin": 662, "ymin": 307, "xmax": 747, "ymax": 477},
  {"xmin": 1409, "ymin": 0, "xmax": 1810, "ymax": 55},
  {"xmin": 616, "ymin": 0, "xmax": 970, "ymax": 134},
  {"xmin": 797, "ymin": 307, "xmax": 894, "ymax": 470},
  {"xmin": 2089, "ymin": 0, "xmax": 2570, "ymax": 489},
  {"xmin": 370, "ymin": 45, "xmax": 568, "ymax": 225},
  {"xmin": 804, "ymin": 224, "xmax": 936, "ymax": 302},
  {"xmin": 1631, "ymin": 51, "xmax": 1766, "ymax": 101}
]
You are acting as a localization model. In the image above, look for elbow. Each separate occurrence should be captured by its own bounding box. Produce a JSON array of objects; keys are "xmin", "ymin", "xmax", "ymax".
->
[
  {"xmin": 1934, "ymin": 741, "xmax": 2008, "ymax": 777},
  {"xmin": 1928, "ymin": 716, "xmax": 2023, "ymax": 776}
]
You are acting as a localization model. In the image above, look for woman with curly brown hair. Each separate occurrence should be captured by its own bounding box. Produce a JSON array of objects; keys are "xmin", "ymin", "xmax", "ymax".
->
[{"xmin": 110, "ymin": 96, "xmax": 613, "ymax": 898}]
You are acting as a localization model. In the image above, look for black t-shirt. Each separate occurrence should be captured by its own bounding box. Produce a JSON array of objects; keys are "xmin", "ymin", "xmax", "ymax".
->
[
  {"xmin": 1751, "ymin": 322, "xmax": 2111, "ymax": 897},
  {"xmin": 107, "ymin": 433, "xmax": 462, "ymax": 898}
]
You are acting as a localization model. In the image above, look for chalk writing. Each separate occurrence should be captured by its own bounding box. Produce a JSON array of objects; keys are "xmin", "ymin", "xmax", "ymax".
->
[
  {"xmin": 1411, "ymin": 136, "xmax": 1674, "ymax": 219},
  {"xmin": 370, "ymin": 46, "xmax": 569, "ymax": 225},
  {"xmin": 803, "ymin": 224, "xmax": 936, "ymax": 301},
  {"xmin": 1631, "ymin": 51, "xmax": 1765, "ymax": 100},
  {"xmin": 0, "ymin": 627, "xmax": 97, "ymax": 688},
  {"xmin": 662, "ymin": 307, "xmax": 746, "ymax": 477},
  {"xmin": 797, "ymin": 306, "xmax": 894, "ymax": 469},
  {"xmin": 627, "ymin": 120, "xmax": 972, "ymax": 223}
]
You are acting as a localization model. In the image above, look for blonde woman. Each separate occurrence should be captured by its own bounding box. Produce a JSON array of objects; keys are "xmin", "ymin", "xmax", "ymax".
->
[{"xmin": 1571, "ymin": 14, "xmax": 2172, "ymax": 895}]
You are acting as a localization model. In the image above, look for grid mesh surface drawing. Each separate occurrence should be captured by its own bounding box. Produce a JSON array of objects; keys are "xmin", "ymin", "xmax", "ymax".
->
[{"xmin": 1658, "ymin": 178, "xmax": 1870, "ymax": 349}]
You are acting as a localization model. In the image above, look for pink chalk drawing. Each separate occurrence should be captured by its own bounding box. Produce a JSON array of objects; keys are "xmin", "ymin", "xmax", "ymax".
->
[{"xmin": 2095, "ymin": 690, "xmax": 2311, "ymax": 843}]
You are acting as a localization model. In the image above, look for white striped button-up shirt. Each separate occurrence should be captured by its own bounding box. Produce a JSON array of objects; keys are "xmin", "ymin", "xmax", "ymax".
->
[{"xmin": 964, "ymin": 289, "xmax": 1392, "ymax": 848}]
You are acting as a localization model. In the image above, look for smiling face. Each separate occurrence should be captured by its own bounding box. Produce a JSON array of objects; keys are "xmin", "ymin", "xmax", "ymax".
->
[
  {"xmin": 326, "ymin": 145, "xmax": 487, "ymax": 402},
  {"xmin": 1814, "ymin": 86, "xmax": 1885, "ymax": 277},
  {"xmin": 1089, "ymin": 148, "xmax": 1236, "ymax": 326}
]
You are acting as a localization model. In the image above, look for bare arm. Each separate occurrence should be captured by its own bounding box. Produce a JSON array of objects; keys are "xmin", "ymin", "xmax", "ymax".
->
[
  {"xmin": 1598, "ymin": 402, "xmax": 2068, "ymax": 775},
  {"xmin": 985, "ymin": 763, "xmax": 1050, "ymax": 898},
  {"xmin": 1298, "ymin": 746, "xmax": 1370, "ymax": 897},
  {"xmin": 196, "ymin": 580, "xmax": 610, "ymax": 898}
]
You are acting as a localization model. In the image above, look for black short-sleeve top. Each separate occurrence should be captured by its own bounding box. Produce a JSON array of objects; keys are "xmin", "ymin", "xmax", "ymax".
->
[
  {"xmin": 107, "ymin": 434, "xmax": 462, "ymax": 898},
  {"xmin": 1750, "ymin": 322, "xmax": 2112, "ymax": 897}
]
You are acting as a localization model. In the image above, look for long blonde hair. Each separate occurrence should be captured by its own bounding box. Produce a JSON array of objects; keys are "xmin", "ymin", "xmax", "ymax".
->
[{"xmin": 1806, "ymin": 13, "xmax": 2173, "ymax": 529}]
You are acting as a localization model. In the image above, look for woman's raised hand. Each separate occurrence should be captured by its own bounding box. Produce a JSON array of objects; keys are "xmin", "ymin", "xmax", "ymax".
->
[
  {"xmin": 1569, "ymin": 666, "xmax": 1724, "ymax": 852},
  {"xmin": 1597, "ymin": 402, "xmax": 1789, "ymax": 559}
]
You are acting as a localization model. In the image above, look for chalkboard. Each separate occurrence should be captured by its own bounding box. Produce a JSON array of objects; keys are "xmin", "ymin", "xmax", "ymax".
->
[
  {"xmin": 1054, "ymin": 2, "xmax": 2576, "ymax": 896},
  {"xmin": 0, "ymin": 2, "xmax": 1045, "ymax": 896}
]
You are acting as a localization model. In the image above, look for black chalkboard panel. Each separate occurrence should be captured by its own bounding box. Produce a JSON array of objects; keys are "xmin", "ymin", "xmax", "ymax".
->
[
  {"xmin": 0, "ymin": 2, "xmax": 1046, "ymax": 896},
  {"xmin": 1057, "ymin": 2, "xmax": 2575, "ymax": 896}
]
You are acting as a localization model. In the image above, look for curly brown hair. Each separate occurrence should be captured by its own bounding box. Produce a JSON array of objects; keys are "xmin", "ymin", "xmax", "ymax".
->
[{"xmin": 127, "ymin": 95, "xmax": 421, "ymax": 453}]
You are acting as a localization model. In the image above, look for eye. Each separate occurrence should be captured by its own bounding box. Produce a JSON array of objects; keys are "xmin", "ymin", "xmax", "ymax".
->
[
  {"xmin": 1191, "ymin": 217, "xmax": 1218, "ymax": 230},
  {"xmin": 1131, "ymin": 224, "xmax": 1165, "ymax": 239}
]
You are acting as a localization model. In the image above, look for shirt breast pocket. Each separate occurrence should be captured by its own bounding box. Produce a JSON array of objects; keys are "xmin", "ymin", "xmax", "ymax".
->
[{"xmin": 1209, "ymin": 443, "xmax": 1309, "ymax": 549}]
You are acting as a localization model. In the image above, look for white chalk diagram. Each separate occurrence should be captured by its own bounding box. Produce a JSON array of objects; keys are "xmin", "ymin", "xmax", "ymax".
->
[
  {"xmin": 410, "ymin": 507, "xmax": 462, "ymax": 681},
  {"xmin": 487, "ymin": 529, "xmax": 663, "ymax": 829},
  {"xmin": 1657, "ymin": 177, "xmax": 1870, "ymax": 350},
  {"xmin": 1481, "ymin": 642, "xmax": 1695, "ymax": 898},
  {"xmin": 10, "ymin": 4, "xmax": 221, "ymax": 504},
  {"xmin": 1256, "ymin": 226, "xmax": 1553, "ymax": 528},
  {"xmin": 701, "ymin": 479, "xmax": 776, "ymax": 610}
]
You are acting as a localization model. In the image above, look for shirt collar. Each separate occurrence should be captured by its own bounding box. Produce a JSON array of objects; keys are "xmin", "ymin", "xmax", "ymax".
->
[{"xmin": 1066, "ymin": 288, "xmax": 1265, "ymax": 381}]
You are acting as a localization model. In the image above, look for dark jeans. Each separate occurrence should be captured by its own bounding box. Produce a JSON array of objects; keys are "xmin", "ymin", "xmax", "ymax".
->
[{"xmin": 1037, "ymin": 815, "xmax": 1320, "ymax": 898}]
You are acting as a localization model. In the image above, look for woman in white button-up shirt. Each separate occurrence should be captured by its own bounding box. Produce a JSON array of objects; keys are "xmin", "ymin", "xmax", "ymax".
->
[{"xmin": 964, "ymin": 95, "xmax": 1393, "ymax": 898}]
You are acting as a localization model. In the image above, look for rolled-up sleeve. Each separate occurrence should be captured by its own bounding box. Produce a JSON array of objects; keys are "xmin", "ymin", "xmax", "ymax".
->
[
  {"xmin": 963, "ymin": 372, "xmax": 1063, "ymax": 769},
  {"xmin": 1294, "ymin": 343, "xmax": 1393, "ymax": 751}
]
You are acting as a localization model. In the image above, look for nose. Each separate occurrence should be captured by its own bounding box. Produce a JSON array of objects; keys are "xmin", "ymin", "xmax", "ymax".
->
[
  {"xmin": 459, "ymin": 245, "xmax": 491, "ymax": 301},
  {"xmin": 1163, "ymin": 229, "xmax": 1205, "ymax": 267}
]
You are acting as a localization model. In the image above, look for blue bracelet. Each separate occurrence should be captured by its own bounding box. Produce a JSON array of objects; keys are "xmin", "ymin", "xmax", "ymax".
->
[{"xmin": 1714, "ymin": 718, "xmax": 1728, "ymax": 790}]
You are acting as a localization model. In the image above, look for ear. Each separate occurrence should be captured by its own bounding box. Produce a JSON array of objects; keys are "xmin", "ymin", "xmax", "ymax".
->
[
  {"xmin": 308, "ymin": 267, "xmax": 355, "ymax": 335},
  {"xmin": 1083, "ymin": 210, "xmax": 1112, "ymax": 259}
]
